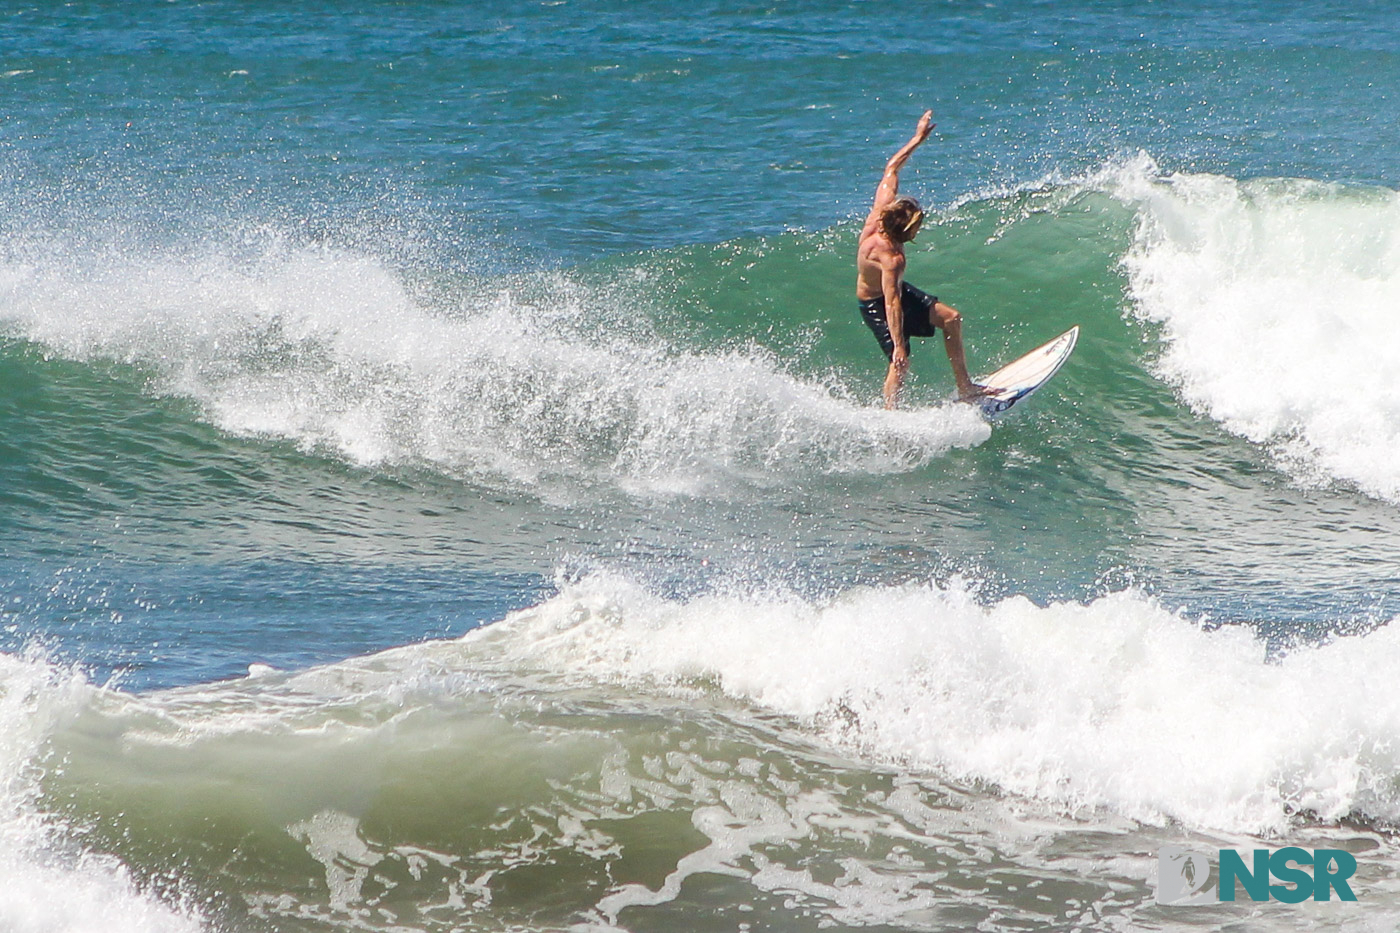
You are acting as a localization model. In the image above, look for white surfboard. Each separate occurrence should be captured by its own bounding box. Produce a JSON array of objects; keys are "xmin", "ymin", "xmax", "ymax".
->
[{"xmin": 971, "ymin": 326, "xmax": 1078, "ymax": 418}]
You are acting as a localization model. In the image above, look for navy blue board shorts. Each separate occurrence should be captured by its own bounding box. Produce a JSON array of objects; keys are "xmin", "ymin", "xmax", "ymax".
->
[{"xmin": 858, "ymin": 282, "xmax": 940, "ymax": 360}]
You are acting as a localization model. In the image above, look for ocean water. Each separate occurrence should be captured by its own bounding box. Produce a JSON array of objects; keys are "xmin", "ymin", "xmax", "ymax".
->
[{"xmin": 4, "ymin": 2, "xmax": 1400, "ymax": 930}]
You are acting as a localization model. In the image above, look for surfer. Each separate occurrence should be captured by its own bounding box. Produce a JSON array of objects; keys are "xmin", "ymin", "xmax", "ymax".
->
[{"xmin": 857, "ymin": 110, "xmax": 982, "ymax": 409}]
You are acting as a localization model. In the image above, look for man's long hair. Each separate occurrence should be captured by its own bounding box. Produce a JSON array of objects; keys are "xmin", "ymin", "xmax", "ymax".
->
[{"xmin": 880, "ymin": 197, "xmax": 924, "ymax": 243}]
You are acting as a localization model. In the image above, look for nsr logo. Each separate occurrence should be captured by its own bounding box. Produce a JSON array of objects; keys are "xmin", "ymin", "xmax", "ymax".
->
[{"xmin": 1156, "ymin": 846, "xmax": 1358, "ymax": 905}]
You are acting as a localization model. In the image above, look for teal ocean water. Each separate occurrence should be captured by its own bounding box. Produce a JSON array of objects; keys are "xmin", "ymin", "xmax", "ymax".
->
[{"xmin": 5, "ymin": 3, "xmax": 1400, "ymax": 930}]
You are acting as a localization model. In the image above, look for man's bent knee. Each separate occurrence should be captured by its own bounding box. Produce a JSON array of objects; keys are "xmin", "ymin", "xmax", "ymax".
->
[{"xmin": 932, "ymin": 301, "xmax": 961, "ymax": 329}]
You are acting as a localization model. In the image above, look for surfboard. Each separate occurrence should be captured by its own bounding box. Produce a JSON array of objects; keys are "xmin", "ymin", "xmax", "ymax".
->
[{"xmin": 970, "ymin": 326, "xmax": 1078, "ymax": 418}]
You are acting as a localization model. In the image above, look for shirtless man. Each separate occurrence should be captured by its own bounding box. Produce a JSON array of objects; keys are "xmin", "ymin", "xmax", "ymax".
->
[{"xmin": 857, "ymin": 111, "xmax": 981, "ymax": 409}]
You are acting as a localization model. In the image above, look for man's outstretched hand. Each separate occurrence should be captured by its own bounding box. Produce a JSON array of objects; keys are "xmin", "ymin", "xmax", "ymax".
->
[{"xmin": 914, "ymin": 110, "xmax": 935, "ymax": 142}]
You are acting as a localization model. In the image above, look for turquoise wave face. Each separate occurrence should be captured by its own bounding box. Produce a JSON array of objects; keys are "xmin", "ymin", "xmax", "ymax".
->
[{"xmin": 5, "ymin": 164, "xmax": 1399, "ymax": 632}]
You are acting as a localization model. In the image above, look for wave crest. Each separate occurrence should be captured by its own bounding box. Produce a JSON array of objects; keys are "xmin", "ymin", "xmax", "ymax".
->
[
  {"xmin": 1116, "ymin": 161, "xmax": 1400, "ymax": 502},
  {"xmin": 479, "ymin": 573, "xmax": 1400, "ymax": 834}
]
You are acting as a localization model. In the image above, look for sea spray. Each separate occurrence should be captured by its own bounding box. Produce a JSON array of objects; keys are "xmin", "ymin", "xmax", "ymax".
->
[{"xmin": 0, "ymin": 234, "xmax": 989, "ymax": 498}]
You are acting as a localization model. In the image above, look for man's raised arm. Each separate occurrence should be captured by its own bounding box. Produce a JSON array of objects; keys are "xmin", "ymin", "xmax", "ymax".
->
[{"xmin": 872, "ymin": 110, "xmax": 935, "ymax": 213}]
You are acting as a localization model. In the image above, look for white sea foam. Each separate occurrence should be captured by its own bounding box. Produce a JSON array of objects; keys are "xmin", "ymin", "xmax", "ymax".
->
[
  {"xmin": 9, "ymin": 578, "xmax": 1398, "ymax": 925},
  {"xmin": 474, "ymin": 574, "xmax": 1400, "ymax": 835},
  {"xmin": 1114, "ymin": 157, "xmax": 1400, "ymax": 502},
  {"xmin": 0, "ymin": 652, "xmax": 205, "ymax": 933},
  {"xmin": 0, "ymin": 235, "xmax": 987, "ymax": 497}
]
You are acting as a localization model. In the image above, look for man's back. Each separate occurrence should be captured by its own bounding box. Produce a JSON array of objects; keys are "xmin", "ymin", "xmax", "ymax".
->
[{"xmin": 855, "ymin": 223, "xmax": 902, "ymax": 302}]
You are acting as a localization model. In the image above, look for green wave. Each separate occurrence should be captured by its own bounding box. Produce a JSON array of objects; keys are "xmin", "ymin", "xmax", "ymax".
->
[
  {"xmin": 577, "ymin": 185, "xmax": 1150, "ymax": 400},
  {"xmin": 5, "ymin": 180, "xmax": 1400, "ymax": 611}
]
